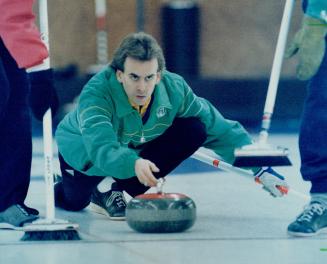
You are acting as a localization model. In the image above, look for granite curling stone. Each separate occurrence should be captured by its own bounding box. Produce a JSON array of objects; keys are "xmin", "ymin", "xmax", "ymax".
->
[{"xmin": 126, "ymin": 192, "xmax": 196, "ymax": 233}]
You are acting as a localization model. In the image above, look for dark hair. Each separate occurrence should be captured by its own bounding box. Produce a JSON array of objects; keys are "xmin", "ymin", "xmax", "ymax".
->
[{"xmin": 110, "ymin": 32, "xmax": 166, "ymax": 73}]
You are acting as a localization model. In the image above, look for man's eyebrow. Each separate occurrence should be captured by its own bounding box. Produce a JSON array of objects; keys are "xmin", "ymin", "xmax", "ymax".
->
[
  {"xmin": 146, "ymin": 73, "xmax": 156, "ymax": 78},
  {"xmin": 128, "ymin": 73, "xmax": 156, "ymax": 78},
  {"xmin": 128, "ymin": 73, "xmax": 140, "ymax": 78}
]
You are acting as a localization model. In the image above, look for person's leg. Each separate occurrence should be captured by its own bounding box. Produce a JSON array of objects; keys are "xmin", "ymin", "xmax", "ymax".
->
[
  {"xmin": 56, "ymin": 154, "xmax": 127, "ymax": 219},
  {"xmin": 299, "ymin": 40, "xmax": 327, "ymax": 194},
  {"xmin": 114, "ymin": 117, "xmax": 207, "ymax": 197},
  {"xmin": 55, "ymin": 154, "xmax": 104, "ymax": 211},
  {"xmin": 288, "ymin": 37, "xmax": 327, "ymax": 236},
  {"xmin": 0, "ymin": 39, "xmax": 32, "ymax": 212}
]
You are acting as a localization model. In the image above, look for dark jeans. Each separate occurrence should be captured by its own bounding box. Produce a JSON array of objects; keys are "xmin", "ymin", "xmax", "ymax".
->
[
  {"xmin": 0, "ymin": 39, "xmax": 32, "ymax": 211},
  {"xmin": 299, "ymin": 36, "xmax": 327, "ymax": 193},
  {"xmin": 55, "ymin": 117, "xmax": 207, "ymax": 211}
]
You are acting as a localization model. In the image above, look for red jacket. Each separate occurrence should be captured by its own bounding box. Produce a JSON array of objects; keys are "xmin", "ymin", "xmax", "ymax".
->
[{"xmin": 0, "ymin": 0, "xmax": 48, "ymax": 68}]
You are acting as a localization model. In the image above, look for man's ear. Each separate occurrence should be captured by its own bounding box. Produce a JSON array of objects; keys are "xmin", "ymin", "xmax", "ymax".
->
[
  {"xmin": 156, "ymin": 72, "xmax": 161, "ymax": 84},
  {"xmin": 116, "ymin": 70, "xmax": 123, "ymax": 83}
]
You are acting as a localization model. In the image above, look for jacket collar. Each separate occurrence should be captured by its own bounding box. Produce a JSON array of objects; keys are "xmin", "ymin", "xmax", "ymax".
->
[{"xmin": 152, "ymin": 78, "xmax": 173, "ymax": 111}]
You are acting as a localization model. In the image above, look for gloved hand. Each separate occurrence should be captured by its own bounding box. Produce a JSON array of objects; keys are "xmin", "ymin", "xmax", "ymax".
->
[
  {"xmin": 254, "ymin": 167, "xmax": 289, "ymax": 197},
  {"xmin": 285, "ymin": 15, "xmax": 327, "ymax": 80},
  {"xmin": 28, "ymin": 68, "xmax": 59, "ymax": 121}
]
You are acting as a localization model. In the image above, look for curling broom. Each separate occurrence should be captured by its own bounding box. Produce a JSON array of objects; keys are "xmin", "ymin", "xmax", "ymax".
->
[
  {"xmin": 21, "ymin": 0, "xmax": 80, "ymax": 241},
  {"xmin": 233, "ymin": 0, "xmax": 295, "ymax": 167}
]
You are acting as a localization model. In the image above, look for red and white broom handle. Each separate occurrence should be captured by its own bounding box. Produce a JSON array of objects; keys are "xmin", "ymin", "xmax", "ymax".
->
[
  {"xmin": 192, "ymin": 150, "xmax": 310, "ymax": 201},
  {"xmin": 95, "ymin": 0, "xmax": 108, "ymax": 65},
  {"xmin": 259, "ymin": 0, "xmax": 295, "ymax": 144}
]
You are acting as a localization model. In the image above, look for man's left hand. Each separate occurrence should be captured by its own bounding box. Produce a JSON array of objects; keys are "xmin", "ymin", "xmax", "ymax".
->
[{"xmin": 254, "ymin": 167, "xmax": 289, "ymax": 197}]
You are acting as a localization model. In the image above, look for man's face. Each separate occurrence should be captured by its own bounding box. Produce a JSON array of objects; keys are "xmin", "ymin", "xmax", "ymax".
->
[{"xmin": 116, "ymin": 57, "xmax": 161, "ymax": 106}]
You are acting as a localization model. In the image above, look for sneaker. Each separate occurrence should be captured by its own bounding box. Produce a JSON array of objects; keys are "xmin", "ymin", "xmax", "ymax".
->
[
  {"xmin": 0, "ymin": 204, "xmax": 38, "ymax": 230},
  {"xmin": 287, "ymin": 202, "xmax": 327, "ymax": 237},
  {"xmin": 89, "ymin": 187, "xmax": 127, "ymax": 221},
  {"xmin": 20, "ymin": 204, "xmax": 39, "ymax": 216}
]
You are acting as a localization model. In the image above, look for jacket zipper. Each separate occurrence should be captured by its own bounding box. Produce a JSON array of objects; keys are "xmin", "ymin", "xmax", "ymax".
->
[{"xmin": 140, "ymin": 131, "xmax": 146, "ymax": 143}]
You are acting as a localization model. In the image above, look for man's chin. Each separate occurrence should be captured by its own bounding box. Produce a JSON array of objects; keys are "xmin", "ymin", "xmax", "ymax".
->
[{"xmin": 134, "ymin": 98, "xmax": 147, "ymax": 105}]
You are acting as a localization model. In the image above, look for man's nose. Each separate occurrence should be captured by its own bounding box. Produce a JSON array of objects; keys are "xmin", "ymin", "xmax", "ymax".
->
[{"xmin": 137, "ymin": 79, "xmax": 146, "ymax": 92}]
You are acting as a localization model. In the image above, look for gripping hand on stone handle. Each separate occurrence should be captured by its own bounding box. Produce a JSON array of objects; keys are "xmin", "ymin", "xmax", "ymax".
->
[{"xmin": 135, "ymin": 158, "xmax": 160, "ymax": 187}]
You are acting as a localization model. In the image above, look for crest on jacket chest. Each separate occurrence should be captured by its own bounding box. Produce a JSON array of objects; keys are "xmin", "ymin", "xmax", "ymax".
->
[{"xmin": 156, "ymin": 107, "xmax": 166, "ymax": 118}]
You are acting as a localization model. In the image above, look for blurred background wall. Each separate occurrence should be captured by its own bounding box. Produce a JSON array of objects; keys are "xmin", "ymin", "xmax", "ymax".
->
[
  {"xmin": 46, "ymin": 0, "xmax": 303, "ymax": 78},
  {"xmin": 35, "ymin": 0, "xmax": 306, "ymax": 132}
]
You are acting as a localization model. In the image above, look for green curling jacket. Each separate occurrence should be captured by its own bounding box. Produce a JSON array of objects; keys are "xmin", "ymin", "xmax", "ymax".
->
[{"xmin": 55, "ymin": 67, "xmax": 252, "ymax": 179}]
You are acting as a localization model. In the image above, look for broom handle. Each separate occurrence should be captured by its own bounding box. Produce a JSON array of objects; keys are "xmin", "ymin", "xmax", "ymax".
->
[
  {"xmin": 192, "ymin": 150, "xmax": 310, "ymax": 201},
  {"xmin": 192, "ymin": 150, "xmax": 254, "ymax": 178},
  {"xmin": 259, "ymin": 0, "xmax": 295, "ymax": 144},
  {"xmin": 95, "ymin": 0, "xmax": 108, "ymax": 65},
  {"xmin": 39, "ymin": 0, "xmax": 55, "ymax": 220},
  {"xmin": 38, "ymin": 0, "xmax": 50, "ymax": 70},
  {"xmin": 43, "ymin": 110, "xmax": 55, "ymax": 220}
]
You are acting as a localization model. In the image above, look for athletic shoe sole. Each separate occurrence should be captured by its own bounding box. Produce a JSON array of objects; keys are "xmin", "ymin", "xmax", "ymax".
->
[
  {"xmin": 0, "ymin": 223, "xmax": 24, "ymax": 230},
  {"xmin": 287, "ymin": 226, "xmax": 327, "ymax": 237},
  {"xmin": 88, "ymin": 202, "xmax": 126, "ymax": 221}
]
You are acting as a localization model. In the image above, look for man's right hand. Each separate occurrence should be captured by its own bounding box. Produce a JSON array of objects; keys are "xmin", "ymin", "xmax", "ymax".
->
[{"xmin": 135, "ymin": 158, "xmax": 160, "ymax": 187}]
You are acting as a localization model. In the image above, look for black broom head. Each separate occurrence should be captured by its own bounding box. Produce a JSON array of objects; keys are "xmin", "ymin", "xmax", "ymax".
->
[{"xmin": 21, "ymin": 230, "xmax": 80, "ymax": 241}]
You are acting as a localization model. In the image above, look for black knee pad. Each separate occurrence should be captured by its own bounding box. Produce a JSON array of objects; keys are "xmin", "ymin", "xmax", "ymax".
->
[
  {"xmin": 54, "ymin": 182, "xmax": 90, "ymax": 211},
  {"xmin": 174, "ymin": 117, "xmax": 207, "ymax": 147}
]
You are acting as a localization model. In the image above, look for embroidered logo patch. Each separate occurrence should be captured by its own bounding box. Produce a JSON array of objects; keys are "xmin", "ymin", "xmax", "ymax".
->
[{"xmin": 156, "ymin": 107, "xmax": 166, "ymax": 118}]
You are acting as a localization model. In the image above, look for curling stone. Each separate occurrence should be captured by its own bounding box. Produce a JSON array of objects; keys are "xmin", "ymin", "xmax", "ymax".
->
[{"xmin": 126, "ymin": 179, "xmax": 196, "ymax": 233}]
